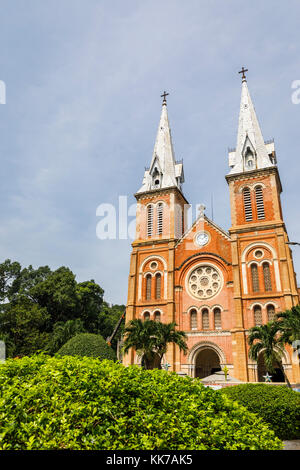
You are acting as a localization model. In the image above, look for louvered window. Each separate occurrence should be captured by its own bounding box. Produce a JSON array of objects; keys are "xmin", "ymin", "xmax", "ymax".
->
[
  {"xmin": 147, "ymin": 205, "xmax": 153, "ymax": 237},
  {"xmin": 157, "ymin": 203, "xmax": 163, "ymax": 235},
  {"xmin": 243, "ymin": 188, "xmax": 253, "ymax": 221},
  {"xmin": 251, "ymin": 264, "xmax": 260, "ymax": 292},
  {"xmin": 267, "ymin": 305, "xmax": 275, "ymax": 322},
  {"xmin": 255, "ymin": 186, "xmax": 265, "ymax": 219},
  {"xmin": 202, "ymin": 309, "xmax": 209, "ymax": 330},
  {"xmin": 263, "ymin": 262, "xmax": 272, "ymax": 292},
  {"xmin": 214, "ymin": 308, "xmax": 222, "ymax": 329},
  {"xmin": 146, "ymin": 274, "xmax": 152, "ymax": 300},
  {"xmin": 190, "ymin": 310, "xmax": 197, "ymax": 330},
  {"xmin": 155, "ymin": 274, "xmax": 161, "ymax": 299},
  {"xmin": 254, "ymin": 306, "xmax": 262, "ymax": 326},
  {"xmin": 144, "ymin": 312, "xmax": 150, "ymax": 321},
  {"xmin": 154, "ymin": 311, "xmax": 161, "ymax": 322}
]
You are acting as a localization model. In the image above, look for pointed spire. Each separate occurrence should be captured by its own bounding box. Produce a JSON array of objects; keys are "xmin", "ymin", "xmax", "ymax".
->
[
  {"xmin": 137, "ymin": 93, "xmax": 184, "ymax": 194},
  {"xmin": 228, "ymin": 73, "xmax": 275, "ymax": 174}
]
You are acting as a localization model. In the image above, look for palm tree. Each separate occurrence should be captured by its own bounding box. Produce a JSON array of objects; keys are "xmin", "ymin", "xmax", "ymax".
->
[
  {"xmin": 276, "ymin": 305, "xmax": 300, "ymax": 350},
  {"xmin": 123, "ymin": 319, "xmax": 188, "ymax": 370},
  {"xmin": 248, "ymin": 322, "xmax": 292, "ymax": 388}
]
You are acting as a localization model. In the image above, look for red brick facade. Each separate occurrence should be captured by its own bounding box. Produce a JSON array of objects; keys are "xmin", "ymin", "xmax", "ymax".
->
[{"xmin": 124, "ymin": 85, "xmax": 300, "ymax": 384}]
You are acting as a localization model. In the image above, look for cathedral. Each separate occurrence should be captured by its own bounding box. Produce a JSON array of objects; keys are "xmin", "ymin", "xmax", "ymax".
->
[{"xmin": 123, "ymin": 72, "xmax": 300, "ymax": 384}]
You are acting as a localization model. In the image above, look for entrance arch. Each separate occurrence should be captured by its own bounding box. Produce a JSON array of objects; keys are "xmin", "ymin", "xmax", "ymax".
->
[
  {"xmin": 195, "ymin": 348, "xmax": 221, "ymax": 379},
  {"xmin": 189, "ymin": 341, "xmax": 226, "ymax": 379},
  {"xmin": 257, "ymin": 353, "xmax": 285, "ymax": 383}
]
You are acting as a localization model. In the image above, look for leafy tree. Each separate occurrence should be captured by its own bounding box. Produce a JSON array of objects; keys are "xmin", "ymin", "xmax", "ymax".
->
[
  {"xmin": 98, "ymin": 302, "xmax": 125, "ymax": 349},
  {"xmin": 276, "ymin": 306, "xmax": 300, "ymax": 360},
  {"xmin": 0, "ymin": 300, "xmax": 50, "ymax": 357},
  {"xmin": 75, "ymin": 281, "xmax": 104, "ymax": 332},
  {"xmin": 45, "ymin": 319, "xmax": 86, "ymax": 354},
  {"xmin": 123, "ymin": 319, "xmax": 188, "ymax": 370},
  {"xmin": 0, "ymin": 260, "xmax": 124, "ymax": 357},
  {"xmin": 248, "ymin": 322, "xmax": 291, "ymax": 388},
  {"xmin": 29, "ymin": 267, "xmax": 78, "ymax": 325},
  {"xmin": 0, "ymin": 259, "xmax": 22, "ymax": 304}
]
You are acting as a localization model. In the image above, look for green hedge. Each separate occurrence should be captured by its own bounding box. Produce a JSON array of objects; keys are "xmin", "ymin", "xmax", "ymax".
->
[
  {"xmin": 57, "ymin": 333, "xmax": 116, "ymax": 361},
  {"xmin": 0, "ymin": 355, "xmax": 282, "ymax": 450},
  {"xmin": 221, "ymin": 384, "xmax": 300, "ymax": 440}
]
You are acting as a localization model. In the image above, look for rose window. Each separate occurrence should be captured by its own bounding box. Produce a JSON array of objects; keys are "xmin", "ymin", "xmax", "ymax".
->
[{"xmin": 187, "ymin": 265, "xmax": 222, "ymax": 299}]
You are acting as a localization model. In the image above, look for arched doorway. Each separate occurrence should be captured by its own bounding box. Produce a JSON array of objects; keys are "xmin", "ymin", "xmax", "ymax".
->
[
  {"xmin": 257, "ymin": 354, "xmax": 285, "ymax": 382},
  {"xmin": 195, "ymin": 348, "xmax": 221, "ymax": 379},
  {"xmin": 141, "ymin": 352, "xmax": 161, "ymax": 370}
]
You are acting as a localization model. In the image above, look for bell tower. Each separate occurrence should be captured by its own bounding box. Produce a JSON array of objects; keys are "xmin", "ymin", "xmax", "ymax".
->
[
  {"xmin": 124, "ymin": 93, "xmax": 189, "ymax": 368},
  {"xmin": 226, "ymin": 69, "xmax": 299, "ymax": 382}
]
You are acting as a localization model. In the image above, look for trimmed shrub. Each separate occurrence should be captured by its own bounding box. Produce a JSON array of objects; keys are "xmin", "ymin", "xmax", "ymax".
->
[
  {"xmin": 0, "ymin": 355, "xmax": 282, "ymax": 450},
  {"xmin": 57, "ymin": 333, "xmax": 116, "ymax": 361},
  {"xmin": 221, "ymin": 383, "xmax": 300, "ymax": 440}
]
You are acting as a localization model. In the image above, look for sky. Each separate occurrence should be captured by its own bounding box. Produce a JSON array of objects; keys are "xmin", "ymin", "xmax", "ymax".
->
[{"xmin": 0, "ymin": 0, "xmax": 300, "ymax": 304}]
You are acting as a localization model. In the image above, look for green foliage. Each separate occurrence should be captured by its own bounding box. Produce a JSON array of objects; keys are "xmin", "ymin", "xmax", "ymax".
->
[
  {"xmin": 98, "ymin": 303, "xmax": 125, "ymax": 349},
  {"xmin": 58, "ymin": 333, "xmax": 116, "ymax": 361},
  {"xmin": 123, "ymin": 319, "xmax": 188, "ymax": 369},
  {"xmin": 45, "ymin": 319, "xmax": 86, "ymax": 354},
  {"xmin": 221, "ymin": 383, "xmax": 300, "ymax": 440},
  {"xmin": 248, "ymin": 322, "xmax": 291, "ymax": 387},
  {"xmin": 277, "ymin": 305, "xmax": 300, "ymax": 346},
  {"xmin": 0, "ymin": 300, "xmax": 50, "ymax": 357},
  {"xmin": 0, "ymin": 259, "xmax": 121, "ymax": 357},
  {"xmin": 0, "ymin": 355, "xmax": 282, "ymax": 450}
]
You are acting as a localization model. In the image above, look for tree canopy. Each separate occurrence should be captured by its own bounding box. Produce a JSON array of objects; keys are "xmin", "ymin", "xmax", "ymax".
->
[{"xmin": 0, "ymin": 259, "xmax": 124, "ymax": 357}]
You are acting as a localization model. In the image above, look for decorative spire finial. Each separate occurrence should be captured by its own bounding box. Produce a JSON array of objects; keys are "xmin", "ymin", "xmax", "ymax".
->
[
  {"xmin": 161, "ymin": 90, "xmax": 169, "ymax": 105},
  {"xmin": 198, "ymin": 204, "xmax": 206, "ymax": 218},
  {"xmin": 238, "ymin": 67, "xmax": 248, "ymax": 82}
]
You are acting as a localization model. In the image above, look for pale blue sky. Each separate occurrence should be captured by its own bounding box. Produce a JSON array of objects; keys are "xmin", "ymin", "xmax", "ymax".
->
[{"xmin": 0, "ymin": 0, "xmax": 300, "ymax": 304}]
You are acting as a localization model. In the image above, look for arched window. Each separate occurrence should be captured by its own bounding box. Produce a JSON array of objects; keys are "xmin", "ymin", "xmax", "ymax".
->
[
  {"xmin": 255, "ymin": 186, "xmax": 265, "ymax": 220},
  {"xmin": 202, "ymin": 309, "xmax": 209, "ymax": 330},
  {"xmin": 155, "ymin": 273, "xmax": 161, "ymax": 299},
  {"xmin": 254, "ymin": 305, "xmax": 262, "ymax": 326},
  {"xmin": 146, "ymin": 274, "xmax": 152, "ymax": 300},
  {"xmin": 154, "ymin": 311, "xmax": 161, "ymax": 322},
  {"xmin": 243, "ymin": 187, "xmax": 253, "ymax": 222},
  {"xmin": 245, "ymin": 147, "xmax": 254, "ymax": 169},
  {"xmin": 214, "ymin": 308, "xmax": 222, "ymax": 329},
  {"xmin": 147, "ymin": 205, "xmax": 153, "ymax": 237},
  {"xmin": 144, "ymin": 312, "xmax": 150, "ymax": 321},
  {"xmin": 190, "ymin": 309, "xmax": 197, "ymax": 330},
  {"xmin": 157, "ymin": 203, "xmax": 163, "ymax": 235},
  {"xmin": 251, "ymin": 263, "xmax": 260, "ymax": 292},
  {"xmin": 263, "ymin": 262, "xmax": 272, "ymax": 292},
  {"xmin": 267, "ymin": 305, "xmax": 275, "ymax": 322}
]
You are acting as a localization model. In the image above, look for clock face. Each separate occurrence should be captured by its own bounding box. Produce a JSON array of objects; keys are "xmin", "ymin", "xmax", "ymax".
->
[{"xmin": 195, "ymin": 232, "xmax": 209, "ymax": 247}]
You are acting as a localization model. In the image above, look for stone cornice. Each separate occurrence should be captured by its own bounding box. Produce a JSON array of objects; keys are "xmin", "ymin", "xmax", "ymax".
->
[
  {"xmin": 134, "ymin": 186, "xmax": 189, "ymax": 205},
  {"xmin": 225, "ymin": 166, "xmax": 282, "ymax": 193},
  {"xmin": 229, "ymin": 221, "xmax": 286, "ymax": 235}
]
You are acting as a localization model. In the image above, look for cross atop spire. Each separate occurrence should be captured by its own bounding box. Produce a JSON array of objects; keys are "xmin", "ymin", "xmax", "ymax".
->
[
  {"xmin": 136, "ymin": 94, "xmax": 184, "ymax": 194},
  {"xmin": 239, "ymin": 67, "xmax": 248, "ymax": 81},
  {"xmin": 228, "ymin": 75, "xmax": 276, "ymax": 174},
  {"xmin": 161, "ymin": 91, "xmax": 169, "ymax": 105}
]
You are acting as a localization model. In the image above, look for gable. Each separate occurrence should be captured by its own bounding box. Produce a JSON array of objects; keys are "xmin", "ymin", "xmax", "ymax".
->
[{"xmin": 175, "ymin": 216, "xmax": 232, "ymax": 270}]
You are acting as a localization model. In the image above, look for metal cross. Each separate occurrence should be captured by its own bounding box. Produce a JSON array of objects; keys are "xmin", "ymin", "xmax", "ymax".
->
[
  {"xmin": 239, "ymin": 67, "xmax": 248, "ymax": 80},
  {"xmin": 161, "ymin": 91, "xmax": 169, "ymax": 103}
]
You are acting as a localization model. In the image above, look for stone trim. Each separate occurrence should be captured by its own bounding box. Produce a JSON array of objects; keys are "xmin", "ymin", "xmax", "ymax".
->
[{"xmin": 175, "ymin": 252, "xmax": 231, "ymax": 271}]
